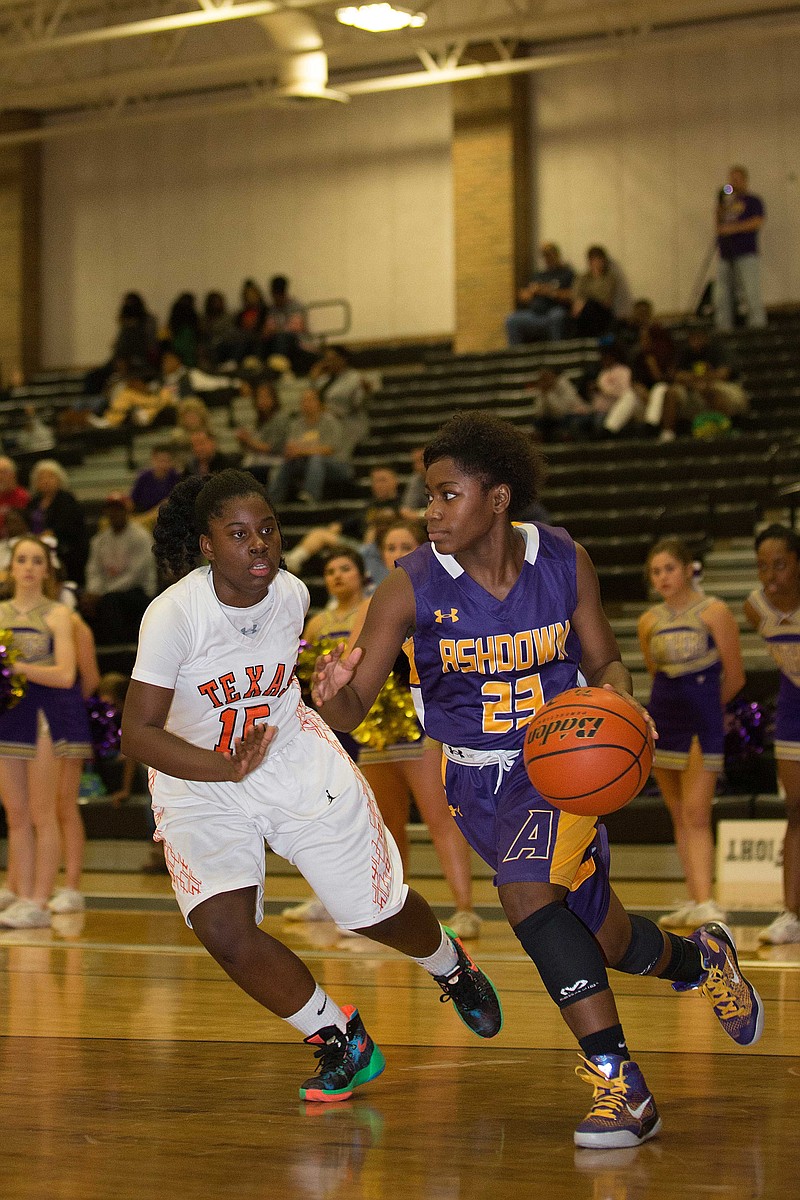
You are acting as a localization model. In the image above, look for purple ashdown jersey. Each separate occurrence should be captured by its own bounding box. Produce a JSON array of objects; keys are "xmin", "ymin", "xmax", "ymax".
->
[{"xmin": 399, "ymin": 523, "xmax": 583, "ymax": 751}]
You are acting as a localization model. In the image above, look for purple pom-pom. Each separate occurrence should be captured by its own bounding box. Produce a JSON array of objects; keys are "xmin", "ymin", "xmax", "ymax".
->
[{"xmin": 86, "ymin": 695, "xmax": 122, "ymax": 760}]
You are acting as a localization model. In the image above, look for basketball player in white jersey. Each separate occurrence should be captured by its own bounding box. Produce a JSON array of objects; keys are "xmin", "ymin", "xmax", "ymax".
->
[{"xmin": 121, "ymin": 469, "xmax": 502, "ymax": 1104}]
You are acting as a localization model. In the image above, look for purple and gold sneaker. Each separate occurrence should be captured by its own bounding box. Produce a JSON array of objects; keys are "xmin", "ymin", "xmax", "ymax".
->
[
  {"xmin": 673, "ymin": 922, "xmax": 764, "ymax": 1047},
  {"xmin": 575, "ymin": 1055, "xmax": 661, "ymax": 1149}
]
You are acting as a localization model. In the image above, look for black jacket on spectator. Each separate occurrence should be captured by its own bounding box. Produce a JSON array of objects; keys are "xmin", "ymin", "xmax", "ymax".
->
[{"xmin": 26, "ymin": 488, "xmax": 89, "ymax": 585}]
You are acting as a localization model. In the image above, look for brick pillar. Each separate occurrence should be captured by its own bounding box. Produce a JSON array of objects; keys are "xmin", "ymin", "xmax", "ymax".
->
[
  {"xmin": 452, "ymin": 74, "xmax": 531, "ymax": 355},
  {"xmin": 0, "ymin": 113, "xmax": 41, "ymax": 380}
]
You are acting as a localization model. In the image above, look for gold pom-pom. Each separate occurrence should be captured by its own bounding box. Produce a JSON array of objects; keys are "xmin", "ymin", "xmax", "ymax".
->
[
  {"xmin": 297, "ymin": 636, "xmax": 421, "ymax": 751},
  {"xmin": 0, "ymin": 628, "xmax": 27, "ymax": 714}
]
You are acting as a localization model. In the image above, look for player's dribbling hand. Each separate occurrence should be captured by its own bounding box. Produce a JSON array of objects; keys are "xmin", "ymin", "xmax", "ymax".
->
[
  {"xmin": 601, "ymin": 682, "xmax": 659, "ymax": 742},
  {"xmin": 225, "ymin": 723, "xmax": 277, "ymax": 781},
  {"xmin": 311, "ymin": 643, "xmax": 363, "ymax": 707}
]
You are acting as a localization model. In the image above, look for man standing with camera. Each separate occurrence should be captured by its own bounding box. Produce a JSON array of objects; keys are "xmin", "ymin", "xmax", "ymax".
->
[{"xmin": 715, "ymin": 165, "xmax": 766, "ymax": 331}]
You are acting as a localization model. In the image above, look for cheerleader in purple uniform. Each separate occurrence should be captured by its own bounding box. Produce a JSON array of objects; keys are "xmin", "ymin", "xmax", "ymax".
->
[
  {"xmin": 744, "ymin": 524, "xmax": 800, "ymax": 944},
  {"xmin": 49, "ymin": 612, "xmax": 100, "ymax": 916},
  {"xmin": 0, "ymin": 537, "xmax": 90, "ymax": 928},
  {"xmin": 638, "ymin": 537, "xmax": 745, "ymax": 929}
]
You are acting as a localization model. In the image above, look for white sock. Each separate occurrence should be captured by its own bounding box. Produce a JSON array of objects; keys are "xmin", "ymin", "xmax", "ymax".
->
[
  {"xmin": 411, "ymin": 925, "xmax": 459, "ymax": 977},
  {"xmin": 285, "ymin": 984, "xmax": 347, "ymax": 1037}
]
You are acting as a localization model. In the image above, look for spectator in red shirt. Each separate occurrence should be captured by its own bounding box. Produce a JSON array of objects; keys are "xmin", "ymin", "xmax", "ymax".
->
[{"xmin": 0, "ymin": 457, "xmax": 30, "ymax": 537}]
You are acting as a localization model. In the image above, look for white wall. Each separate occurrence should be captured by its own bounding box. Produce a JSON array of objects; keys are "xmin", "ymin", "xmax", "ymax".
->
[
  {"xmin": 39, "ymin": 34, "xmax": 800, "ymax": 367},
  {"xmin": 41, "ymin": 88, "xmax": 455, "ymax": 367},
  {"xmin": 534, "ymin": 34, "xmax": 800, "ymax": 313}
]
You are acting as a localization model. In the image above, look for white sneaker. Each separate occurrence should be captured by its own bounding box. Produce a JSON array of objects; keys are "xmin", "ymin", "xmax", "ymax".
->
[
  {"xmin": 686, "ymin": 899, "xmax": 728, "ymax": 925},
  {"xmin": 0, "ymin": 899, "xmax": 52, "ymax": 928},
  {"xmin": 446, "ymin": 910, "xmax": 483, "ymax": 940},
  {"xmin": 281, "ymin": 897, "xmax": 332, "ymax": 922},
  {"xmin": 657, "ymin": 429, "xmax": 676, "ymax": 443},
  {"xmin": 658, "ymin": 902, "xmax": 695, "ymax": 928},
  {"xmin": 0, "ymin": 888, "xmax": 17, "ymax": 913},
  {"xmin": 48, "ymin": 888, "xmax": 86, "ymax": 914},
  {"xmin": 757, "ymin": 910, "xmax": 800, "ymax": 944}
]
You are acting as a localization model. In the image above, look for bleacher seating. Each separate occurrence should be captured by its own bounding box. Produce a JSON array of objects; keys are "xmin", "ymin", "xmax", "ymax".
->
[{"xmin": 6, "ymin": 312, "xmax": 800, "ymax": 845}]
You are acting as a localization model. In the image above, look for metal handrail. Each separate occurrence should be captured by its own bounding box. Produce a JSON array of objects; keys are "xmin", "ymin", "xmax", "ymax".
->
[{"xmin": 304, "ymin": 298, "xmax": 351, "ymax": 342}]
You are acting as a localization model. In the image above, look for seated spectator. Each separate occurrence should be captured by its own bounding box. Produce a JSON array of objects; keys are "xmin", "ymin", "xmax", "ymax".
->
[
  {"xmin": 400, "ymin": 447, "xmax": 427, "ymax": 516},
  {"xmin": 270, "ymin": 388, "xmax": 352, "ymax": 504},
  {"xmin": 505, "ymin": 243, "xmax": 575, "ymax": 345},
  {"xmin": 235, "ymin": 376, "xmax": 290, "ymax": 483},
  {"xmin": 198, "ymin": 291, "xmax": 235, "ymax": 370},
  {"xmin": 570, "ymin": 246, "xmax": 620, "ymax": 337},
  {"xmin": 585, "ymin": 344, "xmax": 644, "ymax": 437},
  {"xmin": 0, "ymin": 456, "xmax": 30, "ymax": 537},
  {"xmin": 85, "ymin": 292, "xmax": 159, "ymax": 395},
  {"xmin": 283, "ymin": 522, "xmax": 346, "ymax": 576},
  {"xmin": 261, "ymin": 274, "xmax": 314, "ymax": 373},
  {"xmin": 101, "ymin": 361, "xmax": 176, "ymax": 429},
  {"xmin": 130, "ymin": 444, "xmax": 182, "ymax": 529},
  {"xmin": 625, "ymin": 299, "xmax": 677, "ymax": 434},
  {"xmin": 114, "ymin": 292, "xmax": 159, "ymax": 366},
  {"xmin": 80, "ymin": 494, "xmax": 157, "ymax": 645},
  {"xmin": 343, "ymin": 465, "xmax": 406, "ymax": 586},
  {"xmin": 26, "ymin": 459, "xmax": 89, "ymax": 585},
  {"xmin": 183, "ymin": 430, "xmax": 240, "ymax": 480},
  {"xmin": 349, "ymin": 466, "xmax": 404, "ymax": 537},
  {"xmin": 309, "ymin": 345, "xmax": 370, "ymax": 454},
  {"xmin": 283, "ymin": 465, "xmax": 406, "ymax": 587},
  {"xmin": 168, "ymin": 396, "xmax": 213, "ymax": 467},
  {"xmin": 165, "ymin": 292, "xmax": 201, "ymax": 367},
  {"xmin": 158, "ymin": 345, "xmax": 242, "ymax": 408},
  {"xmin": 227, "ymin": 279, "xmax": 268, "ymax": 366},
  {"xmin": 527, "ymin": 368, "xmax": 591, "ymax": 441},
  {"xmin": 656, "ymin": 325, "xmax": 749, "ymax": 441},
  {"xmin": 16, "ymin": 405, "xmax": 56, "ymax": 454}
]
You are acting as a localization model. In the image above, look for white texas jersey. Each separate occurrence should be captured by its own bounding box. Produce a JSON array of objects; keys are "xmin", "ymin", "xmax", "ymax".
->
[{"xmin": 132, "ymin": 565, "xmax": 308, "ymax": 761}]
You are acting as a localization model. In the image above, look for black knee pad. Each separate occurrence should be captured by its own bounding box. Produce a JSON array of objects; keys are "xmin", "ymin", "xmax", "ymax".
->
[
  {"xmin": 513, "ymin": 901, "xmax": 609, "ymax": 1010},
  {"xmin": 613, "ymin": 914, "xmax": 665, "ymax": 976}
]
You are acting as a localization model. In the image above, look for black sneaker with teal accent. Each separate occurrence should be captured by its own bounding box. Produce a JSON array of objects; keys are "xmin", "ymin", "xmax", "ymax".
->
[
  {"xmin": 299, "ymin": 1005, "xmax": 386, "ymax": 1103},
  {"xmin": 433, "ymin": 929, "xmax": 503, "ymax": 1038}
]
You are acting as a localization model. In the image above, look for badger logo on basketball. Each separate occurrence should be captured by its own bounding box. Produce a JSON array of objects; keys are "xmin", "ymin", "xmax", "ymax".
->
[{"xmin": 526, "ymin": 715, "xmax": 605, "ymax": 748}]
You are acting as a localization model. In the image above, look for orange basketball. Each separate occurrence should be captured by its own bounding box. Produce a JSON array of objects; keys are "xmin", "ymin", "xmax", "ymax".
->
[{"xmin": 522, "ymin": 686, "xmax": 654, "ymax": 816}]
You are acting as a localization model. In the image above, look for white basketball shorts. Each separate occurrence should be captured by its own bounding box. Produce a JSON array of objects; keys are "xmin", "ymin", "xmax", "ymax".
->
[{"xmin": 149, "ymin": 707, "xmax": 407, "ymax": 928}]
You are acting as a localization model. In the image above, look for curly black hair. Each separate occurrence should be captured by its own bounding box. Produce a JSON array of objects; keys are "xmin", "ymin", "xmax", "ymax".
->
[
  {"xmin": 153, "ymin": 469, "xmax": 280, "ymax": 578},
  {"xmin": 423, "ymin": 412, "xmax": 544, "ymax": 518}
]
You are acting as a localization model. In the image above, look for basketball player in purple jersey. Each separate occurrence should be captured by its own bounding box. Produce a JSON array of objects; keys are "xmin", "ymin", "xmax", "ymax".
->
[{"xmin": 314, "ymin": 413, "xmax": 763, "ymax": 1148}]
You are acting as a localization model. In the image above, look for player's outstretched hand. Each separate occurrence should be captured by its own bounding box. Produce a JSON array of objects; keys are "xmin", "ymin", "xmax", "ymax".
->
[
  {"xmin": 225, "ymin": 723, "xmax": 277, "ymax": 781},
  {"xmin": 311, "ymin": 643, "xmax": 363, "ymax": 707},
  {"xmin": 602, "ymin": 682, "xmax": 658, "ymax": 742}
]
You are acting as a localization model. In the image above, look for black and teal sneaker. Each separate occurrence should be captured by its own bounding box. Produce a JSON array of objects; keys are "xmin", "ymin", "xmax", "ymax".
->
[
  {"xmin": 433, "ymin": 929, "xmax": 503, "ymax": 1038},
  {"xmin": 299, "ymin": 1005, "xmax": 386, "ymax": 1103}
]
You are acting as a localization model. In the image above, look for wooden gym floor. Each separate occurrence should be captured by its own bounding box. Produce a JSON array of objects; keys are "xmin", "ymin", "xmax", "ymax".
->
[{"xmin": 1, "ymin": 872, "xmax": 798, "ymax": 1200}]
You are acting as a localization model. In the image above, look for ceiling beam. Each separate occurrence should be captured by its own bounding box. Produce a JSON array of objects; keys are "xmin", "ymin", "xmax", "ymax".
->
[{"xmin": 1, "ymin": 7, "xmax": 799, "ymax": 144}]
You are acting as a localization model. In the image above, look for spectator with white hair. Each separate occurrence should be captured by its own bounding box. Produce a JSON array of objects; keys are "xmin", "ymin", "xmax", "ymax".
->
[{"xmin": 25, "ymin": 460, "xmax": 89, "ymax": 586}]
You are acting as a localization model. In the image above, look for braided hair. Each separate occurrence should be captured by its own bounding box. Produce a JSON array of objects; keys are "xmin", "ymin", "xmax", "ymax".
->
[{"xmin": 153, "ymin": 469, "xmax": 280, "ymax": 579}]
